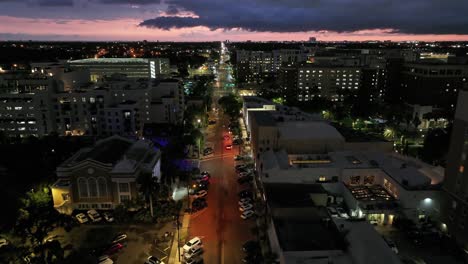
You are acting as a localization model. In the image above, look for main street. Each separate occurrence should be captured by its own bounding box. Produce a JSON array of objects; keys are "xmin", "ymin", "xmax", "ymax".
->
[{"xmin": 186, "ymin": 43, "xmax": 255, "ymax": 264}]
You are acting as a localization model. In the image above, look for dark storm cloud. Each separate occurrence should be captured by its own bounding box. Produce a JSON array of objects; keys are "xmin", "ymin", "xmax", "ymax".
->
[
  {"xmin": 37, "ymin": 0, "xmax": 74, "ymax": 6},
  {"xmin": 97, "ymin": 0, "xmax": 161, "ymax": 4},
  {"xmin": 0, "ymin": 0, "xmax": 74, "ymax": 6},
  {"xmin": 139, "ymin": 0, "xmax": 468, "ymax": 35}
]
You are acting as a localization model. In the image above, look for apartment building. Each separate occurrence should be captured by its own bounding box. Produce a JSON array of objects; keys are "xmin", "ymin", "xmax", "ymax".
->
[
  {"xmin": 236, "ymin": 49, "xmax": 311, "ymax": 83},
  {"xmin": 400, "ymin": 63, "xmax": 468, "ymax": 110},
  {"xmin": 442, "ymin": 90, "xmax": 468, "ymax": 251},
  {"xmin": 0, "ymin": 72, "xmax": 184, "ymax": 138},
  {"xmin": 0, "ymin": 73, "xmax": 58, "ymax": 137}
]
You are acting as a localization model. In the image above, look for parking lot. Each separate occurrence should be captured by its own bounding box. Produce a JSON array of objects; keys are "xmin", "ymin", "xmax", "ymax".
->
[{"xmin": 48, "ymin": 219, "xmax": 177, "ymax": 264}]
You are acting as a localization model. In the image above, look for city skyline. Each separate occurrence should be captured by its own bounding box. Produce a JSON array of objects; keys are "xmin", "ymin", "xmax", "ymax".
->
[{"xmin": 1, "ymin": 0, "xmax": 468, "ymax": 42}]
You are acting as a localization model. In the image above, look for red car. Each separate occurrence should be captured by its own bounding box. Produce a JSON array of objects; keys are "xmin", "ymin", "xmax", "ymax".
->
[{"xmin": 105, "ymin": 243, "xmax": 123, "ymax": 255}]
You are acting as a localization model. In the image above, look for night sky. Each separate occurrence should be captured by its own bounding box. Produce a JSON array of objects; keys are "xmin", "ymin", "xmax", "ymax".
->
[{"xmin": 0, "ymin": 0, "xmax": 467, "ymax": 41}]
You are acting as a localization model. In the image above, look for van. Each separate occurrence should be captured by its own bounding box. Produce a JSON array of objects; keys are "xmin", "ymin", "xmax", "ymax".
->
[{"xmin": 183, "ymin": 237, "xmax": 202, "ymax": 253}]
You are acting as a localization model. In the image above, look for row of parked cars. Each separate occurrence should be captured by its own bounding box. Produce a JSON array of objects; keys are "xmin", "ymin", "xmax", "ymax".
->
[
  {"xmin": 75, "ymin": 209, "xmax": 115, "ymax": 224},
  {"xmin": 235, "ymin": 162, "xmax": 256, "ymax": 220},
  {"xmin": 182, "ymin": 237, "xmax": 204, "ymax": 264}
]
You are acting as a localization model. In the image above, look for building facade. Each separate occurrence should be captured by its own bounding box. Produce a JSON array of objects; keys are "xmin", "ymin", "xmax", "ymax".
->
[
  {"xmin": 68, "ymin": 58, "xmax": 171, "ymax": 81},
  {"xmin": 0, "ymin": 72, "xmax": 184, "ymax": 138},
  {"xmin": 51, "ymin": 136, "xmax": 161, "ymax": 214},
  {"xmin": 442, "ymin": 90, "xmax": 468, "ymax": 250}
]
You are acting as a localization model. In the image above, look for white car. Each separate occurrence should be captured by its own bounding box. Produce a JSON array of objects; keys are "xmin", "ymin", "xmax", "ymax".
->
[
  {"xmin": 87, "ymin": 209, "xmax": 102, "ymax": 222},
  {"xmin": 75, "ymin": 213, "xmax": 89, "ymax": 224},
  {"xmin": 98, "ymin": 255, "xmax": 114, "ymax": 264},
  {"xmin": 241, "ymin": 210, "xmax": 255, "ymax": 219},
  {"xmin": 183, "ymin": 237, "xmax": 202, "ymax": 253},
  {"xmin": 111, "ymin": 233, "xmax": 127, "ymax": 244},
  {"xmin": 145, "ymin": 256, "xmax": 165, "ymax": 264},
  {"xmin": 336, "ymin": 207, "xmax": 349, "ymax": 218},
  {"xmin": 0, "ymin": 238, "xmax": 8, "ymax": 248},
  {"xmin": 184, "ymin": 245, "xmax": 203, "ymax": 260},
  {"xmin": 239, "ymin": 203, "xmax": 253, "ymax": 212},
  {"xmin": 193, "ymin": 190, "xmax": 207, "ymax": 199}
]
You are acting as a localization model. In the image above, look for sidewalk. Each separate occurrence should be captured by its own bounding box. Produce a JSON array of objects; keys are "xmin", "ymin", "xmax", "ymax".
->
[{"xmin": 168, "ymin": 212, "xmax": 191, "ymax": 264}]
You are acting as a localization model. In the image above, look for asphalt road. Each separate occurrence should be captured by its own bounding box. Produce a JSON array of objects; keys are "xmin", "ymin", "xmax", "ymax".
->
[{"xmin": 187, "ymin": 46, "xmax": 255, "ymax": 264}]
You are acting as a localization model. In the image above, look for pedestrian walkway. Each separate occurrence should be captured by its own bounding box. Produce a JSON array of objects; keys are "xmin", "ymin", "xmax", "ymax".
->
[{"xmin": 168, "ymin": 212, "xmax": 191, "ymax": 264}]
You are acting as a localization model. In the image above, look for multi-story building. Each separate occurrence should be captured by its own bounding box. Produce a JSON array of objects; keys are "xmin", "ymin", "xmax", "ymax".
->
[
  {"xmin": 0, "ymin": 71, "xmax": 184, "ymax": 138},
  {"xmin": 0, "ymin": 73, "xmax": 58, "ymax": 137},
  {"xmin": 296, "ymin": 64, "xmax": 362, "ymax": 102},
  {"xmin": 400, "ymin": 63, "xmax": 468, "ymax": 110},
  {"xmin": 68, "ymin": 58, "xmax": 171, "ymax": 82},
  {"xmin": 51, "ymin": 135, "xmax": 161, "ymax": 214},
  {"xmin": 442, "ymin": 90, "xmax": 468, "ymax": 251},
  {"xmin": 236, "ymin": 49, "xmax": 311, "ymax": 83}
]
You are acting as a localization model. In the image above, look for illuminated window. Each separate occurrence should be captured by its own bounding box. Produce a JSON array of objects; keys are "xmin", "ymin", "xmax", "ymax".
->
[
  {"xmin": 460, "ymin": 165, "xmax": 465, "ymax": 173},
  {"xmin": 319, "ymin": 176, "xmax": 326, "ymax": 182}
]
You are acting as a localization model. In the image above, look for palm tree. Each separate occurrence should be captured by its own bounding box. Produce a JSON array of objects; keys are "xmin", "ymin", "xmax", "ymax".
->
[{"xmin": 137, "ymin": 172, "xmax": 160, "ymax": 218}]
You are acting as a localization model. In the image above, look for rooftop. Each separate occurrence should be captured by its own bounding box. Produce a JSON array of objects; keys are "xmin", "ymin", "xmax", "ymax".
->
[
  {"xmin": 277, "ymin": 122, "xmax": 344, "ymax": 141},
  {"xmin": 69, "ymin": 58, "xmax": 149, "ymax": 64},
  {"xmin": 264, "ymin": 183, "xmax": 327, "ymax": 208},
  {"xmin": 74, "ymin": 137, "xmax": 133, "ymax": 165},
  {"xmin": 272, "ymin": 207, "xmax": 345, "ymax": 252}
]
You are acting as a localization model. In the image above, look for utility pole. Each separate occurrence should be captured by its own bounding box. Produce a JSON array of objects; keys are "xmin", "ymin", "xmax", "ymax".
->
[{"xmin": 176, "ymin": 213, "xmax": 181, "ymax": 262}]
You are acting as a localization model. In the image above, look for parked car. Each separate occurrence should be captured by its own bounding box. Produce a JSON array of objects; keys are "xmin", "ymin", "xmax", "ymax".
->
[
  {"xmin": 98, "ymin": 255, "xmax": 113, "ymax": 264},
  {"xmin": 104, "ymin": 243, "xmax": 123, "ymax": 255},
  {"xmin": 225, "ymin": 145, "xmax": 233, "ymax": 150},
  {"xmin": 0, "ymin": 238, "xmax": 9, "ymax": 248},
  {"xmin": 184, "ymin": 245, "xmax": 204, "ymax": 260},
  {"xmin": 203, "ymin": 148, "xmax": 213, "ymax": 156},
  {"xmin": 233, "ymin": 139, "xmax": 243, "ymax": 145},
  {"xmin": 185, "ymin": 256, "xmax": 203, "ymax": 264},
  {"xmin": 238, "ymin": 190, "xmax": 253, "ymax": 198},
  {"xmin": 111, "ymin": 233, "xmax": 127, "ymax": 244},
  {"xmin": 327, "ymin": 207, "xmax": 338, "ymax": 217},
  {"xmin": 103, "ymin": 212, "xmax": 115, "ymax": 223},
  {"xmin": 239, "ymin": 197, "xmax": 252, "ymax": 204},
  {"xmin": 235, "ymin": 164, "xmax": 247, "ymax": 170},
  {"xmin": 241, "ymin": 210, "xmax": 255, "ymax": 219},
  {"xmin": 183, "ymin": 237, "xmax": 202, "ymax": 253},
  {"xmin": 239, "ymin": 203, "xmax": 254, "ymax": 212},
  {"xmin": 234, "ymin": 155, "xmax": 244, "ymax": 161},
  {"xmin": 193, "ymin": 190, "xmax": 208, "ymax": 199},
  {"xmin": 75, "ymin": 213, "xmax": 89, "ymax": 224},
  {"xmin": 336, "ymin": 207, "xmax": 349, "ymax": 218},
  {"xmin": 242, "ymin": 240, "xmax": 260, "ymax": 253},
  {"xmin": 196, "ymin": 176, "xmax": 210, "ymax": 183},
  {"xmin": 237, "ymin": 176, "xmax": 253, "ymax": 184},
  {"xmin": 87, "ymin": 209, "xmax": 102, "ymax": 222},
  {"xmin": 145, "ymin": 255, "xmax": 165, "ymax": 264},
  {"xmin": 242, "ymin": 253, "xmax": 262, "ymax": 263}
]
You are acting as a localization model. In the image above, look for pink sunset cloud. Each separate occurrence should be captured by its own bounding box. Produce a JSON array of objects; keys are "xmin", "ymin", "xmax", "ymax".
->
[{"xmin": 0, "ymin": 16, "xmax": 467, "ymax": 42}]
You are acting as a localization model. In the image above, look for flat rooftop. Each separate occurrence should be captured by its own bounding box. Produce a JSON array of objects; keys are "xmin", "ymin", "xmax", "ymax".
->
[
  {"xmin": 273, "ymin": 207, "xmax": 345, "ymax": 251},
  {"xmin": 264, "ymin": 183, "xmax": 327, "ymax": 208},
  {"xmin": 69, "ymin": 58, "xmax": 149, "ymax": 64},
  {"xmin": 277, "ymin": 121, "xmax": 344, "ymax": 141}
]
